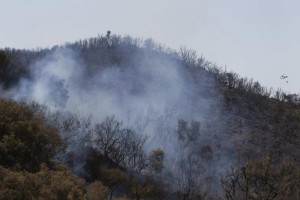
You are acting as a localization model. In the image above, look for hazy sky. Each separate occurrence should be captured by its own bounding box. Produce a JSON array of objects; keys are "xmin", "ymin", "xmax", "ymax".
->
[{"xmin": 1, "ymin": 0, "xmax": 299, "ymax": 93}]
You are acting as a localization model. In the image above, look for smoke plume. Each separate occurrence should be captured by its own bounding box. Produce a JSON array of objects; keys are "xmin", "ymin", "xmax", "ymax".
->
[{"xmin": 2, "ymin": 45, "xmax": 231, "ymax": 196}]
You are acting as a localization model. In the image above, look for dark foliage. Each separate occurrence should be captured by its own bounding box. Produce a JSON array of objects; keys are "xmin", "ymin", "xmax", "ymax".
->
[{"xmin": 0, "ymin": 99, "xmax": 62, "ymax": 172}]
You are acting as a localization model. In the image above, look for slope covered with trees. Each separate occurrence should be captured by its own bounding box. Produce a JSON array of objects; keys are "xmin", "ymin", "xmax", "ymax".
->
[{"xmin": 0, "ymin": 33, "xmax": 299, "ymax": 199}]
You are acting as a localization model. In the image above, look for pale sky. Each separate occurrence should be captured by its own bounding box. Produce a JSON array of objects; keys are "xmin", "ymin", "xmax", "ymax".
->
[{"xmin": 1, "ymin": 0, "xmax": 299, "ymax": 93}]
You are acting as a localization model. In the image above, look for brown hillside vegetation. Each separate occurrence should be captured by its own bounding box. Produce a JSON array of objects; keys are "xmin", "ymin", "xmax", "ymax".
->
[{"xmin": 0, "ymin": 34, "xmax": 299, "ymax": 199}]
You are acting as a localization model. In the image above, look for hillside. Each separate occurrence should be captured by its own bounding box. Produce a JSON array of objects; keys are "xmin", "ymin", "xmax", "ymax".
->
[{"xmin": 0, "ymin": 33, "xmax": 299, "ymax": 199}]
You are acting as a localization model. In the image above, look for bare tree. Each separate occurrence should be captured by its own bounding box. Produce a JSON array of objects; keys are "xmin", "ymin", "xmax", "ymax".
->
[
  {"xmin": 94, "ymin": 116, "xmax": 123, "ymax": 160},
  {"xmin": 222, "ymin": 158, "xmax": 300, "ymax": 200},
  {"xmin": 93, "ymin": 116, "xmax": 148, "ymax": 172}
]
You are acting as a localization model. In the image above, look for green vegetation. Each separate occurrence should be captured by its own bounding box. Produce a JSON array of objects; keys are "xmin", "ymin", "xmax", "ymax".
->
[{"xmin": 0, "ymin": 99, "xmax": 61, "ymax": 172}]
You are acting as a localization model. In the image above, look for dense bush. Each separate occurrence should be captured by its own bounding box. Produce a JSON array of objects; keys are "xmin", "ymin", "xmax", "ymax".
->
[{"xmin": 0, "ymin": 99, "xmax": 62, "ymax": 172}]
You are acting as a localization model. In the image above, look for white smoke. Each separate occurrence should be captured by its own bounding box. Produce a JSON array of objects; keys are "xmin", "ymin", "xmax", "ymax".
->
[{"xmin": 2, "ymin": 46, "xmax": 230, "ymax": 196}]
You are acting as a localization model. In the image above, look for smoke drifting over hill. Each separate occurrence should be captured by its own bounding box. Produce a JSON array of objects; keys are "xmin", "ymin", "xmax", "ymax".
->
[
  {"xmin": 1, "ymin": 44, "xmax": 229, "ymax": 194},
  {"xmin": 1, "ymin": 34, "xmax": 299, "ymax": 199},
  {"xmin": 0, "ymin": 32, "xmax": 300, "ymax": 199},
  {"xmin": 6, "ymin": 47, "xmax": 220, "ymax": 138}
]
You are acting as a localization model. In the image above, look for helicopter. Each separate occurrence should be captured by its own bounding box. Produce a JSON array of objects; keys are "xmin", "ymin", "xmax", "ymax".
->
[{"xmin": 280, "ymin": 75, "xmax": 288, "ymax": 83}]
